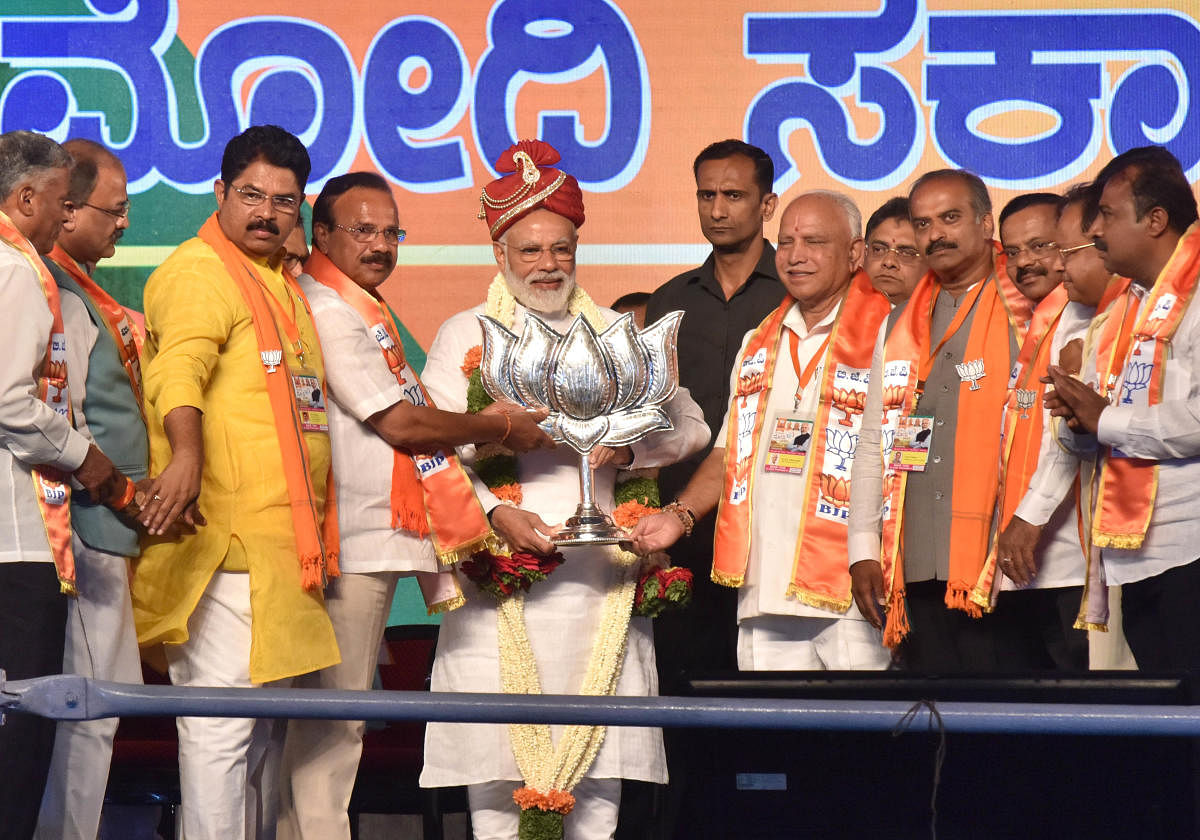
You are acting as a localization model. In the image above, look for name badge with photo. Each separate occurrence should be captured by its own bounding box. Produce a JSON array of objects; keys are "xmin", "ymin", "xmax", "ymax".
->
[
  {"xmin": 891, "ymin": 414, "xmax": 934, "ymax": 472},
  {"xmin": 291, "ymin": 368, "xmax": 329, "ymax": 433},
  {"xmin": 764, "ymin": 414, "xmax": 814, "ymax": 475}
]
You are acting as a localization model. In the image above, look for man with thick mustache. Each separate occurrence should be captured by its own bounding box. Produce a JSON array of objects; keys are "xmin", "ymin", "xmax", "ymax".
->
[
  {"xmin": 130, "ymin": 125, "xmax": 339, "ymax": 840},
  {"xmin": 276, "ymin": 172, "xmax": 551, "ymax": 840},
  {"xmin": 848, "ymin": 169, "xmax": 1028, "ymax": 671},
  {"xmin": 1045, "ymin": 146, "xmax": 1200, "ymax": 673},
  {"xmin": 418, "ymin": 140, "xmax": 708, "ymax": 839},
  {"xmin": 34, "ymin": 138, "xmax": 155, "ymax": 840}
]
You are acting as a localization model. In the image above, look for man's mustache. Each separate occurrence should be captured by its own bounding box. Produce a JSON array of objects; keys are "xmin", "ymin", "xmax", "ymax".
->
[
  {"xmin": 526, "ymin": 269, "xmax": 569, "ymax": 283},
  {"xmin": 926, "ymin": 240, "xmax": 956, "ymax": 256},
  {"xmin": 1016, "ymin": 265, "xmax": 1047, "ymax": 283},
  {"xmin": 361, "ymin": 253, "xmax": 393, "ymax": 268},
  {"xmin": 247, "ymin": 219, "xmax": 279, "ymax": 235}
]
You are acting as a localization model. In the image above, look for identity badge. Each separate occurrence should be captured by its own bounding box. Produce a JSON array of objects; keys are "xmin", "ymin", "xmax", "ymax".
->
[
  {"xmin": 765, "ymin": 414, "xmax": 814, "ymax": 475},
  {"xmin": 891, "ymin": 414, "xmax": 934, "ymax": 472},
  {"xmin": 291, "ymin": 368, "xmax": 329, "ymax": 433}
]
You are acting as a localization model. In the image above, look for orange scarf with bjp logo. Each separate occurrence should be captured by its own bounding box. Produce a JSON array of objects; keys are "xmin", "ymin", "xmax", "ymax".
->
[
  {"xmin": 1089, "ymin": 223, "xmax": 1200, "ymax": 549},
  {"xmin": 877, "ymin": 257, "xmax": 1022, "ymax": 647},
  {"xmin": 971, "ymin": 284, "xmax": 1069, "ymax": 609},
  {"xmin": 0, "ymin": 211, "xmax": 77, "ymax": 592},
  {"xmin": 712, "ymin": 271, "xmax": 891, "ymax": 611},
  {"xmin": 197, "ymin": 214, "xmax": 338, "ymax": 590},
  {"xmin": 304, "ymin": 248, "xmax": 494, "ymax": 574}
]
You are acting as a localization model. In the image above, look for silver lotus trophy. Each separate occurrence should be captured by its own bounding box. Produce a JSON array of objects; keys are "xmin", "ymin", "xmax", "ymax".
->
[{"xmin": 477, "ymin": 310, "xmax": 683, "ymax": 545}]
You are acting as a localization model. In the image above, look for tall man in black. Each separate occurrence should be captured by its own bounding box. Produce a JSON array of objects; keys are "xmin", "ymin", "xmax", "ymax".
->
[
  {"xmin": 633, "ymin": 140, "xmax": 780, "ymax": 840},
  {"xmin": 645, "ymin": 139, "xmax": 782, "ymax": 683}
]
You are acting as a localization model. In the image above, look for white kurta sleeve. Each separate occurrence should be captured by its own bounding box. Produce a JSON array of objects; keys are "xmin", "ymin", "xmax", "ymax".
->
[
  {"xmin": 847, "ymin": 320, "xmax": 888, "ymax": 565},
  {"xmin": 0, "ymin": 253, "xmax": 91, "ymax": 471}
]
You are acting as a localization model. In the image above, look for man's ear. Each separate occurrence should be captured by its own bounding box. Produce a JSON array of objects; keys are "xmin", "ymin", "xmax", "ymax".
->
[
  {"xmin": 213, "ymin": 179, "xmax": 226, "ymax": 211},
  {"xmin": 849, "ymin": 237, "xmax": 865, "ymax": 272},
  {"xmin": 313, "ymin": 222, "xmax": 331, "ymax": 254},
  {"xmin": 1144, "ymin": 205, "xmax": 1171, "ymax": 238},
  {"xmin": 980, "ymin": 211, "xmax": 994, "ymax": 241},
  {"xmin": 761, "ymin": 192, "xmax": 779, "ymax": 224},
  {"xmin": 493, "ymin": 240, "xmax": 507, "ymax": 274}
]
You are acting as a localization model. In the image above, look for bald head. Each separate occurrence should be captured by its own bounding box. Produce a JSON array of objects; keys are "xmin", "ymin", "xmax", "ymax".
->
[
  {"xmin": 57, "ymin": 139, "xmax": 129, "ymax": 266},
  {"xmin": 775, "ymin": 191, "xmax": 864, "ymax": 326}
]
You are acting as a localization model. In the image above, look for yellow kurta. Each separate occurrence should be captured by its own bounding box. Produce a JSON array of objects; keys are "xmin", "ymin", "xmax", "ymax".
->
[{"xmin": 132, "ymin": 236, "xmax": 339, "ymax": 684}]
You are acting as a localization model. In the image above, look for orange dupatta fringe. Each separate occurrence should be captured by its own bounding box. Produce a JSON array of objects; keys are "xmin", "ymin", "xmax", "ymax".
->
[
  {"xmin": 47, "ymin": 245, "xmax": 146, "ymax": 419},
  {"xmin": 972, "ymin": 284, "xmax": 1069, "ymax": 609},
  {"xmin": 878, "ymin": 268, "xmax": 1018, "ymax": 645},
  {"xmin": 1091, "ymin": 224, "xmax": 1200, "ymax": 549},
  {"xmin": 712, "ymin": 272, "xmax": 891, "ymax": 610},
  {"xmin": 303, "ymin": 248, "xmax": 493, "ymax": 565},
  {"xmin": 196, "ymin": 215, "xmax": 337, "ymax": 590},
  {"xmin": 0, "ymin": 212, "xmax": 76, "ymax": 593}
]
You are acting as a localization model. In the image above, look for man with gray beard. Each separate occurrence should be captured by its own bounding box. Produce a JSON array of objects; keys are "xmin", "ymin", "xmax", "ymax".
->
[{"xmin": 418, "ymin": 140, "xmax": 709, "ymax": 839}]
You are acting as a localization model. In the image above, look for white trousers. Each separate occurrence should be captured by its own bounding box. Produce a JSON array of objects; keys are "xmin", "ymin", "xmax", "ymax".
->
[
  {"xmin": 35, "ymin": 537, "xmax": 143, "ymax": 840},
  {"xmin": 737, "ymin": 614, "xmax": 891, "ymax": 670},
  {"xmin": 166, "ymin": 571, "xmax": 291, "ymax": 840},
  {"xmin": 467, "ymin": 778, "xmax": 621, "ymax": 840},
  {"xmin": 276, "ymin": 571, "xmax": 399, "ymax": 840}
]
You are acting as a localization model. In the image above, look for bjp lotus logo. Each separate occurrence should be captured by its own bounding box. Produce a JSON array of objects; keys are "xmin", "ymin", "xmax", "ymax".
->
[
  {"xmin": 819, "ymin": 473, "xmax": 850, "ymax": 509},
  {"xmin": 882, "ymin": 384, "xmax": 905, "ymax": 412},
  {"xmin": 476, "ymin": 311, "xmax": 682, "ymax": 453},
  {"xmin": 825, "ymin": 427, "xmax": 858, "ymax": 470},
  {"xmin": 831, "ymin": 387, "xmax": 866, "ymax": 426}
]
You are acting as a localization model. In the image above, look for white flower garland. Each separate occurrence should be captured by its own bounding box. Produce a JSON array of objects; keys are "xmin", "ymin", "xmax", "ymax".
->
[{"xmin": 484, "ymin": 273, "xmax": 644, "ymax": 797}]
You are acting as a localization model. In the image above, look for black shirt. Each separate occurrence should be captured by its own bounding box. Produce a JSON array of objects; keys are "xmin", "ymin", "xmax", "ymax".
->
[{"xmin": 645, "ymin": 240, "xmax": 784, "ymax": 497}]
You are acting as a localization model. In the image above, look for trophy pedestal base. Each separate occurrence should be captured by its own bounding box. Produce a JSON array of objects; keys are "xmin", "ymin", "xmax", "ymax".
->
[{"xmin": 552, "ymin": 504, "xmax": 628, "ymax": 546}]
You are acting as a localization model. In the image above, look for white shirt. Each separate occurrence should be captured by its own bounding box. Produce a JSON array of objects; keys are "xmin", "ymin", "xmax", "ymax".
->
[
  {"xmin": 0, "ymin": 240, "xmax": 92, "ymax": 564},
  {"xmin": 300, "ymin": 277, "xmax": 438, "ymax": 575},
  {"xmin": 1059, "ymin": 281, "xmax": 1200, "ymax": 585},
  {"xmin": 1005, "ymin": 300, "xmax": 1091, "ymax": 589},
  {"xmin": 715, "ymin": 301, "xmax": 870, "ymax": 623}
]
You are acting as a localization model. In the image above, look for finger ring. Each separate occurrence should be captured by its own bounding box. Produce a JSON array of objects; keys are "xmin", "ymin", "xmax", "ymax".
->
[{"xmin": 152, "ymin": 494, "xmax": 163, "ymax": 501}]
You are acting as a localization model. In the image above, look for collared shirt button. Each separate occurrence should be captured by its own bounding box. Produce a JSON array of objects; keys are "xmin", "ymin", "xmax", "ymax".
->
[
  {"xmin": 936, "ymin": 419, "xmax": 945, "ymax": 427},
  {"xmin": 944, "ymin": 351, "xmax": 953, "ymax": 359},
  {"xmin": 933, "ymin": 455, "xmax": 942, "ymax": 464},
  {"xmin": 934, "ymin": 491, "xmax": 944, "ymax": 500},
  {"xmin": 942, "ymin": 384, "xmax": 950, "ymax": 392}
]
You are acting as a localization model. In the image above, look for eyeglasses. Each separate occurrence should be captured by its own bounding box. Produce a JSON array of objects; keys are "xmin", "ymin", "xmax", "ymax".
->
[
  {"xmin": 1058, "ymin": 241, "xmax": 1097, "ymax": 262},
  {"xmin": 866, "ymin": 242, "xmax": 921, "ymax": 263},
  {"xmin": 84, "ymin": 202, "xmax": 130, "ymax": 220},
  {"xmin": 334, "ymin": 224, "xmax": 406, "ymax": 244},
  {"xmin": 505, "ymin": 242, "xmax": 576, "ymax": 263},
  {"xmin": 231, "ymin": 184, "xmax": 300, "ymax": 213},
  {"xmin": 1002, "ymin": 240, "xmax": 1059, "ymax": 261}
]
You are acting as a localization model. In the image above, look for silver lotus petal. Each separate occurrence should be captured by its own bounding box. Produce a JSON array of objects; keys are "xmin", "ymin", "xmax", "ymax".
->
[
  {"xmin": 549, "ymin": 317, "xmax": 617, "ymax": 420},
  {"xmin": 600, "ymin": 313, "xmax": 650, "ymax": 413},
  {"xmin": 510, "ymin": 314, "xmax": 560, "ymax": 409},
  {"xmin": 476, "ymin": 316, "xmax": 521, "ymax": 404},
  {"xmin": 601, "ymin": 406, "xmax": 672, "ymax": 446},
  {"xmin": 637, "ymin": 311, "xmax": 683, "ymax": 406},
  {"xmin": 555, "ymin": 415, "xmax": 610, "ymax": 453}
]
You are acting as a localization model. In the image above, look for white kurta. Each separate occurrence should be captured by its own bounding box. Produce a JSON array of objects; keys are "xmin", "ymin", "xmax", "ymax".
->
[{"xmin": 418, "ymin": 301, "xmax": 709, "ymax": 787}]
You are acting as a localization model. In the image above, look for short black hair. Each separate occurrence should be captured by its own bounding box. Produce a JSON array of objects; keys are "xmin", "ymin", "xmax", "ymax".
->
[
  {"xmin": 311, "ymin": 171, "xmax": 393, "ymax": 229},
  {"xmin": 998, "ymin": 192, "xmax": 1061, "ymax": 229},
  {"xmin": 611, "ymin": 291, "xmax": 650, "ymax": 310},
  {"xmin": 220, "ymin": 125, "xmax": 310, "ymax": 193},
  {"xmin": 1093, "ymin": 145, "xmax": 1198, "ymax": 235},
  {"xmin": 909, "ymin": 168, "xmax": 991, "ymax": 216},
  {"xmin": 865, "ymin": 196, "xmax": 910, "ymax": 241},
  {"xmin": 1058, "ymin": 182, "xmax": 1100, "ymax": 234},
  {"xmin": 693, "ymin": 140, "xmax": 774, "ymax": 197}
]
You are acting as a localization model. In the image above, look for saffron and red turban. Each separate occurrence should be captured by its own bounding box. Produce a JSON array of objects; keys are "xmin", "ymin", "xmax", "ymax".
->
[{"xmin": 478, "ymin": 139, "xmax": 585, "ymax": 239}]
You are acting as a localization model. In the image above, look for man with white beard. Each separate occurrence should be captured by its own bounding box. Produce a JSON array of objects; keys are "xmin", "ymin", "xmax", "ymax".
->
[{"xmin": 418, "ymin": 140, "xmax": 709, "ymax": 839}]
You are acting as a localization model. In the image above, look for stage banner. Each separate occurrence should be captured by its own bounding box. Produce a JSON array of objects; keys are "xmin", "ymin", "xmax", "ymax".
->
[{"xmin": 3, "ymin": 0, "xmax": 1198, "ymax": 348}]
